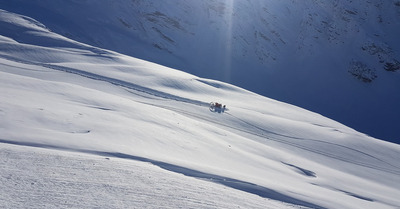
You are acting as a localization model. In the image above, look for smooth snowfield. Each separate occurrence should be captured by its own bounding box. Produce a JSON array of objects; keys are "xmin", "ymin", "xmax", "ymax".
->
[{"xmin": 1, "ymin": 10, "xmax": 400, "ymax": 209}]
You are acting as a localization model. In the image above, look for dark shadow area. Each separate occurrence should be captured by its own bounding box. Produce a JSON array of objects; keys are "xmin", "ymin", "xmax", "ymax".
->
[
  {"xmin": 337, "ymin": 190, "xmax": 374, "ymax": 202},
  {"xmin": 282, "ymin": 162, "xmax": 316, "ymax": 177}
]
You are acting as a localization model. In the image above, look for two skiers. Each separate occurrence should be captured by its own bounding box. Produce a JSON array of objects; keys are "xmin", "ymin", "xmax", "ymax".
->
[{"xmin": 210, "ymin": 102, "xmax": 226, "ymax": 113}]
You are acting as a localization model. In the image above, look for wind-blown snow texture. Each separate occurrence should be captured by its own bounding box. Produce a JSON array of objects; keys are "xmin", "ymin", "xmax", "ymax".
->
[
  {"xmin": 1, "ymin": 0, "xmax": 399, "ymax": 143},
  {"xmin": 1, "ymin": 8, "xmax": 400, "ymax": 209}
]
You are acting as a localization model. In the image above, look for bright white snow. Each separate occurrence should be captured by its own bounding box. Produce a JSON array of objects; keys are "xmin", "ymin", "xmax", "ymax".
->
[
  {"xmin": 1, "ymin": 142, "xmax": 301, "ymax": 209},
  {"xmin": 1, "ymin": 0, "xmax": 399, "ymax": 142},
  {"xmin": 1, "ymin": 9, "xmax": 400, "ymax": 209}
]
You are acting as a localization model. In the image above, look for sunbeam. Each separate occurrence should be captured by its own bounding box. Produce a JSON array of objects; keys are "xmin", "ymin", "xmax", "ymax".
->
[{"xmin": 222, "ymin": 0, "xmax": 235, "ymax": 83}]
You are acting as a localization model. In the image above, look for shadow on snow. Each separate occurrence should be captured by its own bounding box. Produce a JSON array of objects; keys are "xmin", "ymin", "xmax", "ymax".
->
[{"xmin": 0, "ymin": 139, "xmax": 325, "ymax": 209}]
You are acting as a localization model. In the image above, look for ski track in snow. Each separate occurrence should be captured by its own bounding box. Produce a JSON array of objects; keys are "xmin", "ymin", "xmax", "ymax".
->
[
  {"xmin": 2, "ymin": 52, "xmax": 400, "ymax": 209},
  {"xmin": 0, "ymin": 54, "xmax": 325, "ymax": 208},
  {"xmin": 223, "ymin": 113, "xmax": 400, "ymax": 174},
  {"xmin": 117, "ymin": 86, "xmax": 400, "ymax": 176},
  {"xmin": 5, "ymin": 53, "xmax": 399, "ymax": 175},
  {"xmin": 2, "ymin": 0, "xmax": 399, "ymax": 143},
  {"xmin": 0, "ymin": 54, "xmax": 326, "ymax": 208},
  {"xmin": 0, "ymin": 54, "xmax": 208, "ymax": 107},
  {"xmin": 1, "ymin": 8, "xmax": 400, "ymax": 208},
  {"xmin": 2, "ymin": 53, "xmax": 400, "ymax": 176}
]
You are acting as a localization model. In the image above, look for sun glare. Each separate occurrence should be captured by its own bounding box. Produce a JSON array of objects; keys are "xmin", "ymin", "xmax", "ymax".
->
[{"xmin": 222, "ymin": 0, "xmax": 235, "ymax": 82}]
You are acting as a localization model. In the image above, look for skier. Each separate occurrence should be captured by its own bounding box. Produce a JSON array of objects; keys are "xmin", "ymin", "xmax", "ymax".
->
[{"xmin": 210, "ymin": 102, "xmax": 226, "ymax": 113}]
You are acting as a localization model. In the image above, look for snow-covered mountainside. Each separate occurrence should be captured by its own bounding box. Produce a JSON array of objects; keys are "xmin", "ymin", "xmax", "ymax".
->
[
  {"xmin": 1, "ymin": 0, "xmax": 399, "ymax": 143},
  {"xmin": 1, "ymin": 9, "xmax": 400, "ymax": 209}
]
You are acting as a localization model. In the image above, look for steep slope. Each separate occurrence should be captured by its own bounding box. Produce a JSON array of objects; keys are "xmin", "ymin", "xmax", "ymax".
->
[
  {"xmin": 1, "ymin": 9, "xmax": 400, "ymax": 209},
  {"xmin": 1, "ymin": 0, "xmax": 399, "ymax": 143}
]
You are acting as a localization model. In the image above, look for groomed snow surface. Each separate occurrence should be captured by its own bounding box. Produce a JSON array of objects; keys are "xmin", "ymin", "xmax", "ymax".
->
[{"xmin": 1, "ymin": 9, "xmax": 400, "ymax": 209}]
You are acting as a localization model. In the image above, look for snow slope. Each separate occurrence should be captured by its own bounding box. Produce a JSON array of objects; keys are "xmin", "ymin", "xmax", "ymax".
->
[
  {"xmin": 1, "ymin": 9, "xmax": 400, "ymax": 209},
  {"xmin": 1, "ymin": 0, "xmax": 399, "ymax": 143},
  {"xmin": 1, "ymin": 143, "xmax": 295, "ymax": 209}
]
